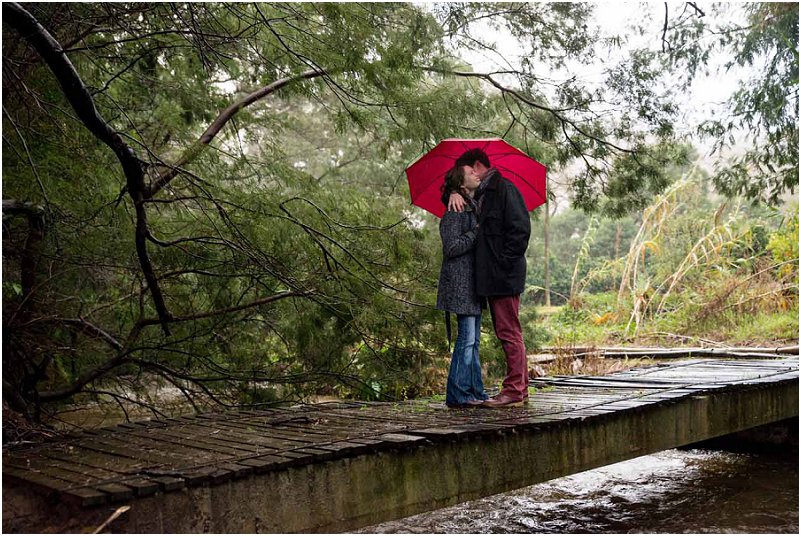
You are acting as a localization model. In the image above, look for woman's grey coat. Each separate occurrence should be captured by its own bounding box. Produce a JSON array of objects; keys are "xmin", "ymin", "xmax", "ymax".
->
[{"xmin": 436, "ymin": 205, "xmax": 481, "ymax": 315}]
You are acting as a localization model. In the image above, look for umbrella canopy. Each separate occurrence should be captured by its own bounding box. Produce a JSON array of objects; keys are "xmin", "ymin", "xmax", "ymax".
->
[{"xmin": 405, "ymin": 138, "xmax": 547, "ymax": 218}]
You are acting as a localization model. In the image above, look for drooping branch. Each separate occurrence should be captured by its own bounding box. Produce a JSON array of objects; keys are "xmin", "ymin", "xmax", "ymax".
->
[
  {"xmin": 3, "ymin": 2, "xmax": 173, "ymax": 335},
  {"xmin": 135, "ymin": 289, "xmax": 303, "ymax": 328},
  {"xmin": 38, "ymin": 354, "xmax": 131, "ymax": 402},
  {"xmin": 662, "ymin": 3, "xmax": 671, "ymax": 52},
  {"xmin": 58, "ymin": 319, "xmax": 124, "ymax": 351},
  {"xmin": 146, "ymin": 68, "xmax": 327, "ymax": 198},
  {"xmin": 428, "ymin": 67, "xmax": 636, "ymax": 155}
]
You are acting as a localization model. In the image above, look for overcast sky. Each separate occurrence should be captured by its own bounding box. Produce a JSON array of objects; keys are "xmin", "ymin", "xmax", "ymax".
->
[{"xmin": 457, "ymin": 2, "xmax": 750, "ymax": 151}]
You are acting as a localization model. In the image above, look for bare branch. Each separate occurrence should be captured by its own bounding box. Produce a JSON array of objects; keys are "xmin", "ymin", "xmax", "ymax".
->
[
  {"xmin": 662, "ymin": 3, "xmax": 671, "ymax": 52},
  {"xmin": 58, "ymin": 318, "xmax": 123, "ymax": 350},
  {"xmin": 146, "ymin": 68, "xmax": 327, "ymax": 198}
]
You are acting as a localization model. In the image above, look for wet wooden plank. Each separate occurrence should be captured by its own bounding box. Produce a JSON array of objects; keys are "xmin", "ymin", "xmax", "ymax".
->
[
  {"xmin": 214, "ymin": 421, "xmax": 325, "ymax": 446},
  {"xmin": 409, "ymin": 423, "xmax": 513, "ymax": 439},
  {"xmin": 314, "ymin": 441, "xmax": 372, "ymax": 457},
  {"xmin": 339, "ymin": 437, "xmax": 390, "ymax": 452},
  {"xmin": 3, "ymin": 466, "xmax": 107, "ymax": 507},
  {"xmin": 181, "ymin": 466, "xmax": 217, "ymax": 486},
  {"xmin": 94, "ymin": 483, "xmax": 134, "ymax": 502},
  {"xmin": 9, "ymin": 457, "xmax": 160, "ymax": 498},
  {"xmin": 149, "ymin": 424, "xmax": 268, "ymax": 453},
  {"xmin": 193, "ymin": 416, "xmax": 320, "ymax": 443},
  {"xmin": 123, "ymin": 478, "xmax": 161, "ymax": 497},
  {"xmin": 490, "ymin": 415, "xmax": 563, "ymax": 428},
  {"xmin": 209, "ymin": 463, "xmax": 253, "ymax": 484},
  {"xmin": 310, "ymin": 407, "xmax": 440, "ymax": 427},
  {"xmin": 123, "ymin": 427, "xmax": 257, "ymax": 457},
  {"xmin": 162, "ymin": 419, "xmax": 298, "ymax": 452},
  {"xmin": 289, "ymin": 447, "xmax": 339, "ymax": 462},
  {"xmin": 73, "ymin": 435, "xmax": 181, "ymax": 466},
  {"xmin": 4, "ymin": 453, "xmax": 123, "ymax": 489},
  {"xmin": 275, "ymin": 420, "xmax": 378, "ymax": 442},
  {"xmin": 236, "ymin": 454, "xmax": 298, "ymax": 473},
  {"xmin": 4, "ymin": 458, "xmax": 99, "ymax": 488},
  {"xmin": 104, "ymin": 428, "xmax": 225, "ymax": 458},
  {"xmin": 279, "ymin": 414, "xmax": 414, "ymax": 438},
  {"xmin": 37, "ymin": 444, "xmax": 148, "ymax": 475},
  {"xmin": 147, "ymin": 475, "xmax": 186, "ymax": 491}
]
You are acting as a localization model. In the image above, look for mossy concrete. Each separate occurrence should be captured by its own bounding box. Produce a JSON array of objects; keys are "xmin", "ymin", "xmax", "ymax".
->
[{"xmin": 3, "ymin": 379, "xmax": 797, "ymax": 533}]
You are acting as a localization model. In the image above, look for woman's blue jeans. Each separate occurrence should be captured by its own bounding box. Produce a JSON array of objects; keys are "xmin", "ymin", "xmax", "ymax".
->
[{"xmin": 446, "ymin": 314, "xmax": 488, "ymax": 406}]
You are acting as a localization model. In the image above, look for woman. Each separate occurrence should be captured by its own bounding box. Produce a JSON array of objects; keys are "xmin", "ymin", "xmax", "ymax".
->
[{"xmin": 436, "ymin": 165, "xmax": 488, "ymax": 408}]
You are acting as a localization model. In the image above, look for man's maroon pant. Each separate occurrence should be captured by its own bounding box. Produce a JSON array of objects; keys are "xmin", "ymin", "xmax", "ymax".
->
[{"xmin": 488, "ymin": 295, "xmax": 528, "ymax": 399}]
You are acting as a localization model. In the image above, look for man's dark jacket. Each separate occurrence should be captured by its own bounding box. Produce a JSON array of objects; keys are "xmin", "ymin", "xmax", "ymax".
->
[{"xmin": 475, "ymin": 170, "xmax": 531, "ymax": 296}]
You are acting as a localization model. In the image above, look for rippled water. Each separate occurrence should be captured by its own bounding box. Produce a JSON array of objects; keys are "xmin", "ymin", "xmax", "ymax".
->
[{"xmin": 360, "ymin": 449, "xmax": 798, "ymax": 533}]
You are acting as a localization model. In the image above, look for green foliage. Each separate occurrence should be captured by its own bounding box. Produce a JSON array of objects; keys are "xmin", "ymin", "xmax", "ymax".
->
[
  {"xmin": 766, "ymin": 210, "xmax": 800, "ymax": 280},
  {"xmin": 519, "ymin": 307, "xmax": 550, "ymax": 353},
  {"xmin": 666, "ymin": 3, "xmax": 799, "ymax": 204}
]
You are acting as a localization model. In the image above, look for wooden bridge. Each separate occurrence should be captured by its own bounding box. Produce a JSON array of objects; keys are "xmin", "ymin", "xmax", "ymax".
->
[{"xmin": 3, "ymin": 357, "xmax": 798, "ymax": 533}]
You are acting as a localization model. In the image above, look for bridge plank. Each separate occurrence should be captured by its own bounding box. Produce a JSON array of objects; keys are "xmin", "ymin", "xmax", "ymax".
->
[
  {"xmin": 96, "ymin": 429, "xmax": 231, "ymax": 465},
  {"xmin": 236, "ymin": 454, "xmax": 299, "ymax": 473},
  {"xmin": 37, "ymin": 444, "xmax": 149, "ymax": 475},
  {"xmin": 167, "ymin": 419, "xmax": 306, "ymax": 451},
  {"xmin": 228, "ymin": 423, "xmax": 332, "ymax": 446},
  {"xmin": 3, "ymin": 456, "xmax": 159, "ymax": 501},
  {"xmin": 5, "ymin": 452, "xmax": 125, "ymax": 489},
  {"xmin": 94, "ymin": 483, "xmax": 134, "ymax": 502},
  {"xmin": 4, "ymin": 458, "xmax": 100, "ymax": 489},
  {"xmin": 181, "ymin": 466, "xmax": 218, "ymax": 486},
  {"xmin": 123, "ymin": 478, "xmax": 161, "ymax": 497},
  {"xmin": 211, "ymin": 463, "xmax": 253, "ymax": 483},
  {"xmin": 273, "ymin": 412, "xmax": 428, "ymax": 440},
  {"xmin": 4, "ymin": 466, "xmax": 109, "ymax": 507},
  {"xmin": 217, "ymin": 420, "xmax": 356, "ymax": 451},
  {"xmin": 305, "ymin": 411, "xmax": 431, "ymax": 431},
  {"xmin": 126, "ymin": 426, "xmax": 259, "ymax": 456},
  {"xmin": 146, "ymin": 475, "xmax": 186, "ymax": 491},
  {"xmin": 72, "ymin": 437, "xmax": 178, "ymax": 466},
  {"xmin": 163, "ymin": 421, "xmax": 310, "ymax": 451}
]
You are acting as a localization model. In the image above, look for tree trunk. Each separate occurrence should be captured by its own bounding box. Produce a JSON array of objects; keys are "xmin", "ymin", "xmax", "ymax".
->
[{"xmin": 2, "ymin": 200, "xmax": 45, "ymax": 306}]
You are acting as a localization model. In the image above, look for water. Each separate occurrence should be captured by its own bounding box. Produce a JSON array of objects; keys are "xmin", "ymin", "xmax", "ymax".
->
[{"xmin": 360, "ymin": 448, "xmax": 798, "ymax": 533}]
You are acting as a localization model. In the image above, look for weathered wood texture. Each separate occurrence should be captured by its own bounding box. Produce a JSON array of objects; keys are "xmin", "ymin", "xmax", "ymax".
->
[{"xmin": 3, "ymin": 357, "xmax": 798, "ymax": 533}]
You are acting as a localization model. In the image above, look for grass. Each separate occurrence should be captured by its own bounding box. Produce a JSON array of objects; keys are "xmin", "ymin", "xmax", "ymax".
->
[{"xmin": 531, "ymin": 291, "xmax": 798, "ymax": 349}]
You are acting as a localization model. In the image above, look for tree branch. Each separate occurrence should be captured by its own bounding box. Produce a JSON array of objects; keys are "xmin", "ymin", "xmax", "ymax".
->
[
  {"xmin": 38, "ymin": 354, "xmax": 131, "ymax": 402},
  {"xmin": 427, "ymin": 67, "xmax": 635, "ymax": 154},
  {"xmin": 146, "ymin": 68, "xmax": 327, "ymax": 198},
  {"xmin": 136, "ymin": 289, "xmax": 302, "ymax": 327},
  {"xmin": 3, "ymin": 2, "xmax": 173, "ymax": 335},
  {"xmin": 58, "ymin": 318, "xmax": 123, "ymax": 350}
]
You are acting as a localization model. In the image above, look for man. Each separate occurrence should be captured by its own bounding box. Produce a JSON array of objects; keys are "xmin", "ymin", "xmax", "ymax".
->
[{"xmin": 448, "ymin": 148, "xmax": 531, "ymax": 408}]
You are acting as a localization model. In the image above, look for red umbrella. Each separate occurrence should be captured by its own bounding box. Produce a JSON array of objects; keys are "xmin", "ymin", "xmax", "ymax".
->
[{"xmin": 405, "ymin": 138, "xmax": 547, "ymax": 218}]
